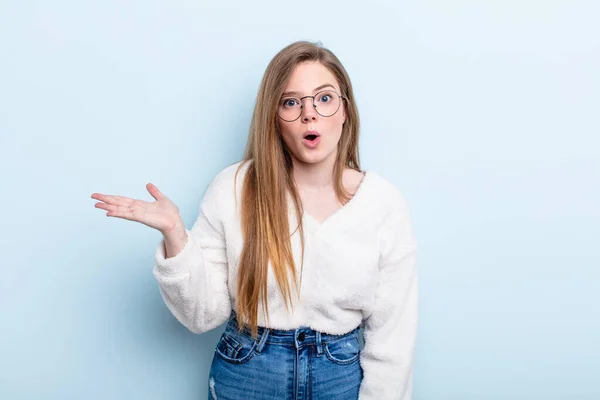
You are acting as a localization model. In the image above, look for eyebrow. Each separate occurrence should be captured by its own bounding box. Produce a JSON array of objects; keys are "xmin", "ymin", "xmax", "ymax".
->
[{"xmin": 281, "ymin": 83, "xmax": 337, "ymax": 97}]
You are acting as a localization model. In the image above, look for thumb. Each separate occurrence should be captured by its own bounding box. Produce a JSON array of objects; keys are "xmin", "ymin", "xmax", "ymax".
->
[{"xmin": 146, "ymin": 183, "xmax": 165, "ymax": 201}]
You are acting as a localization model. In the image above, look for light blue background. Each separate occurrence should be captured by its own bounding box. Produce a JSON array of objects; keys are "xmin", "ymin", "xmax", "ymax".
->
[{"xmin": 1, "ymin": 1, "xmax": 598, "ymax": 399}]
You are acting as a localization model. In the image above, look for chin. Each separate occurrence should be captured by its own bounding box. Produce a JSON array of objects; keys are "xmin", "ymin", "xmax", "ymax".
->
[
  {"xmin": 301, "ymin": 156, "xmax": 325, "ymax": 164},
  {"xmin": 296, "ymin": 149, "xmax": 335, "ymax": 165}
]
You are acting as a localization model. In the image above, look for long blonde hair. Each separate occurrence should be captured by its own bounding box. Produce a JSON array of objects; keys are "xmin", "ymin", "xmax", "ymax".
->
[{"xmin": 234, "ymin": 41, "xmax": 361, "ymax": 337}]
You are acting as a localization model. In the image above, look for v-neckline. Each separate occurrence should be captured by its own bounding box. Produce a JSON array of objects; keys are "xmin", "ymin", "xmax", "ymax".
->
[{"xmin": 302, "ymin": 171, "xmax": 369, "ymax": 229}]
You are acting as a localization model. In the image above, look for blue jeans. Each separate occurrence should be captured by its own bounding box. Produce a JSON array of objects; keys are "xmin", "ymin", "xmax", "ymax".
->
[{"xmin": 208, "ymin": 311, "xmax": 363, "ymax": 399}]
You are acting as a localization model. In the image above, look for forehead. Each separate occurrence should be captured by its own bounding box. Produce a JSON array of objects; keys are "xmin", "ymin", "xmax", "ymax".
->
[{"xmin": 284, "ymin": 61, "xmax": 339, "ymax": 92}]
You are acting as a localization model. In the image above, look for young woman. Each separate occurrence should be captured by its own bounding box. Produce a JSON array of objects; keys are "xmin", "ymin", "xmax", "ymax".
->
[{"xmin": 91, "ymin": 41, "xmax": 418, "ymax": 400}]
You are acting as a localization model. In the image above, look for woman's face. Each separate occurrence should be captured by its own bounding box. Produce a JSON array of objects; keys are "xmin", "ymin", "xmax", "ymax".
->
[{"xmin": 278, "ymin": 61, "xmax": 346, "ymax": 166}]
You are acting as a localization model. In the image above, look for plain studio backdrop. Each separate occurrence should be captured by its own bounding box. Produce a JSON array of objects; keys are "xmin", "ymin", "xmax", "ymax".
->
[{"xmin": 0, "ymin": 1, "xmax": 598, "ymax": 399}]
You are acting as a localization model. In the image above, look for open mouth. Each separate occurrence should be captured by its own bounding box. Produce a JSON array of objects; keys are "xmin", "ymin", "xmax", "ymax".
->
[{"xmin": 302, "ymin": 131, "xmax": 321, "ymax": 148}]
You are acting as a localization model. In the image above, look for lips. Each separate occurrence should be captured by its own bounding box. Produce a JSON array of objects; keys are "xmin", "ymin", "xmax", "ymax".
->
[
  {"xmin": 303, "ymin": 131, "xmax": 320, "ymax": 141},
  {"xmin": 302, "ymin": 131, "xmax": 321, "ymax": 148}
]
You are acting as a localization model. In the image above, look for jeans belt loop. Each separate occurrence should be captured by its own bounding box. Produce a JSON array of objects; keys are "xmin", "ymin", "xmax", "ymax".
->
[
  {"xmin": 255, "ymin": 328, "xmax": 270, "ymax": 354},
  {"xmin": 316, "ymin": 331, "xmax": 323, "ymax": 357}
]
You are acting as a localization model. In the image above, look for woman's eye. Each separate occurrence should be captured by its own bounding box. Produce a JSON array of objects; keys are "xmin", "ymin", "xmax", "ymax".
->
[
  {"xmin": 318, "ymin": 93, "xmax": 332, "ymax": 103},
  {"xmin": 283, "ymin": 99, "xmax": 298, "ymax": 107}
]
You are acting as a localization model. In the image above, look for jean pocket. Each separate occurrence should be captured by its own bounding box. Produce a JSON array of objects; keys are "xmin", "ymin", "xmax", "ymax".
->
[
  {"xmin": 323, "ymin": 334, "xmax": 361, "ymax": 365},
  {"xmin": 215, "ymin": 329, "xmax": 258, "ymax": 365}
]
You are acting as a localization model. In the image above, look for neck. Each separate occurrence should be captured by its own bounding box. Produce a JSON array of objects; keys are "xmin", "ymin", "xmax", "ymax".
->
[{"xmin": 291, "ymin": 152, "xmax": 337, "ymax": 190}]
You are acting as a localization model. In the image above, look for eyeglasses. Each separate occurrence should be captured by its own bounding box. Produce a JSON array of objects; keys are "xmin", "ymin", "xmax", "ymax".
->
[{"xmin": 277, "ymin": 90, "xmax": 346, "ymax": 122}]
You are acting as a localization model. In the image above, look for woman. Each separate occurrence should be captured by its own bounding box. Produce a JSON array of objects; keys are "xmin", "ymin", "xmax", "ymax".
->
[{"xmin": 91, "ymin": 41, "xmax": 418, "ymax": 400}]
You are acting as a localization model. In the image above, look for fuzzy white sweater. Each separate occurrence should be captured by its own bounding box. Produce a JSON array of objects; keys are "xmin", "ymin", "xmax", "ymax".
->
[{"xmin": 153, "ymin": 160, "xmax": 418, "ymax": 400}]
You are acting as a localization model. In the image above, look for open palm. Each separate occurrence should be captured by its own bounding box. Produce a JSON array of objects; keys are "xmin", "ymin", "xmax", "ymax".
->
[{"xmin": 91, "ymin": 183, "xmax": 182, "ymax": 235}]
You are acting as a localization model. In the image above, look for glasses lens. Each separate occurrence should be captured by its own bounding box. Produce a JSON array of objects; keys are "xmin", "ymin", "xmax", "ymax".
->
[
  {"xmin": 278, "ymin": 97, "xmax": 302, "ymax": 121},
  {"xmin": 314, "ymin": 90, "xmax": 340, "ymax": 117}
]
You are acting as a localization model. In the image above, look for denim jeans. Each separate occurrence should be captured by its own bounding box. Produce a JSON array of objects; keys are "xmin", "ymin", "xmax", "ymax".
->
[{"xmin": 208, "ymin": 311, "xmax": 363, "ymax": 399}]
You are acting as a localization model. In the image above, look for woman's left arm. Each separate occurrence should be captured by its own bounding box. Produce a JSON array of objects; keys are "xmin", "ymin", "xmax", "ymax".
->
[{"xmin": 359, "ymin": 196, "xmax": 418, "ymax": 400}]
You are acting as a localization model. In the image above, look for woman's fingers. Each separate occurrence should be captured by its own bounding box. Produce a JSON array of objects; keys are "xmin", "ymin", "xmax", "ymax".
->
[
  {"xmin": 95, "ymin": 202, "xmax": 126, "ymax": 214},
  {"xmin": 96, "ymin": 202, "xmax": 144, "ymax": 222},
  {"xmin": 146, "ymin": 183, "xmax": 165, "ymax": 201},
  {"xmin": 91, "ymin": 193, "xmax": 135, "ymax": 207},
  {"xmin": 107, "ymin": 208, "xmax": 137, "ymax": 221}
]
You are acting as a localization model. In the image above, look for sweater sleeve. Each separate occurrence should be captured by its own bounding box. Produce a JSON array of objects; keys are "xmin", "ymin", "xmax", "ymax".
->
[
  {"xmin": 358, "ymin": 196, "xmax": 418, "ymax": 400},
  {"xmin": 152, "ymin": 179, "xmax": 231, "ymax": 334}
]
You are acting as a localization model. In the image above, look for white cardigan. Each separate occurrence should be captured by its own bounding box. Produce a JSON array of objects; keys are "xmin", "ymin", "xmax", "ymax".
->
[{"xmin": 153, "ymin": 160, "xmax": 418, "ymax": 400}]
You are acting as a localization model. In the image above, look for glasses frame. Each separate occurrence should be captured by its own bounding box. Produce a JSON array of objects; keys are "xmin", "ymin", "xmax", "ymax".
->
[{"xmin": 277, "ymin": 90, "xmax": 347, "ymax": 122}]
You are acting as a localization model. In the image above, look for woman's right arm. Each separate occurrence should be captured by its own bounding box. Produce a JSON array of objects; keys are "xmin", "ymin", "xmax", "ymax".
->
[
  {"xmin": 92, "ymin": 177, "xmax": 232, "ymax": 335},
  {"xmin": 152, "ymin": 179, "xmax": 232, "ymax": 334},
  {"xmin": 163, "ymin": 220, "xmax": 188, "ymax": 259}
]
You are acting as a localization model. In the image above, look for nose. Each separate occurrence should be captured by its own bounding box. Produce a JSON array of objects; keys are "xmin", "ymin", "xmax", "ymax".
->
[{"xmin": 301, "ymin": 97, "xmax": 318, "ymax": 123}]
